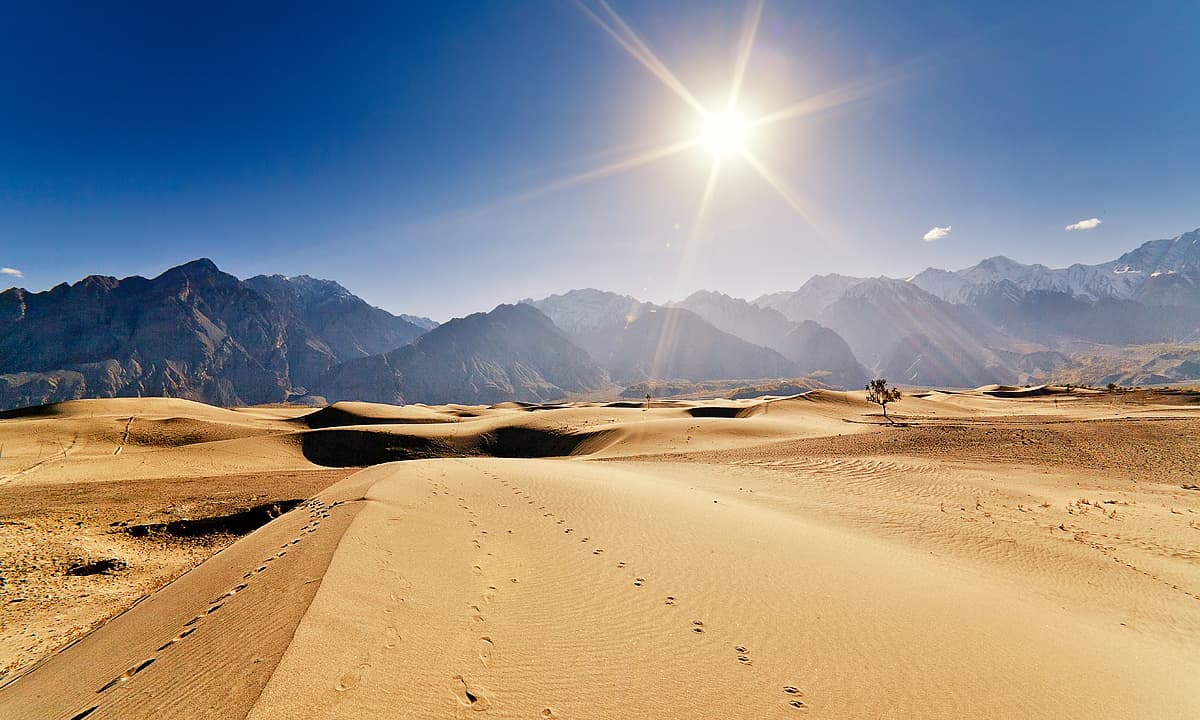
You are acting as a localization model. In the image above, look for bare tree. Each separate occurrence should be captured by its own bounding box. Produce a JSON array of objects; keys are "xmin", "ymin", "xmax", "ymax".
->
[{"xmin": 866, "ymin": 378, "xmax": 901, "ymax": 423}]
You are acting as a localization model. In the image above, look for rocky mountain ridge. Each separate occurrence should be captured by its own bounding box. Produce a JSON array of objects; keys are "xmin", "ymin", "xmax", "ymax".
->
[{"xmin": 2, "ymin": 226, "xmax": 1198, "ymax": 409}]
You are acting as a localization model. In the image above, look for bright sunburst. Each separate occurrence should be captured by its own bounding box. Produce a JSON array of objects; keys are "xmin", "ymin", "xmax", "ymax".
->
[
  {"xmin": 698, "ymin": 109, "xmax": 750, "ymax": 159},
  {"xmin": 502, "ymin": 0, "xmax": 896, "ymax": 236}
]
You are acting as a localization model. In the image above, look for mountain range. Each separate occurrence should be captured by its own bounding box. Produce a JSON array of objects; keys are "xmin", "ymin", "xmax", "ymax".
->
[{"xmin": 1, "ymin": 227, "xmax": 1198, "ymax": 409}]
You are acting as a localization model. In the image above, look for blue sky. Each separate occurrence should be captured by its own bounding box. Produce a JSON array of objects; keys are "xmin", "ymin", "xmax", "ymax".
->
[{"xmin": 1, "ymin": 1, "xmax": 1197, "ymax": 319}]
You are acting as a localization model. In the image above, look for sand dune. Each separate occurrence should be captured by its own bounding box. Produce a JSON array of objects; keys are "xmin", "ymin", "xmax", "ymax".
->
[{"xmin": 2, "ymin": 389, "xmax": 1198, "ymax": 718}]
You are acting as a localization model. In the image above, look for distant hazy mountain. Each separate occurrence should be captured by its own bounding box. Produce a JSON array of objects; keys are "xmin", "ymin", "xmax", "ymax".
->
[
  {"xmin": 671, "ymin": 290, "xmax": 867, "ymax": 388},
  {"xmin": 911, "ymin": 228, "xmax": 1200, "ymax": 305},
  {"xmin": 909, "ymin": 256, "xmax": 1142, "ymax": 304},
  {"xmin": 0, "ymin": 260, "xmax": 429, "ymax": 410},
  {"xmin": 670, "ymin": 290, "xmax": 796, "ymax": 348},
  {"xmin": 399, "ymin": 314, "xmax": 440, "ymax": 331},
  {"xmin": 743, "ymin": 228, "xmax": 1200, "ymax": 387},
  {"xmin": 772, "ymin": 321, "xmax": 870, "ymax": 389},
  {"xmin": 815, "ymin": 278, "xmax": 1014, "ymax": 387},
  {"xmin": 902, "ymin": 230, "xmax": 1200, "ymax": 352},
  {"xmin": 966, "ymin": 284, "xmax": 1199, "ymax": 346},
  {"xmin": 317, "ymin": 303, "xmax": 610, "ymax": 404},
  {"xmin": 522, "ymin": 289, "xmax": 652, "ymax": 362},
  {"xmin": 603, "ymin": 307, "xmax": 798, "ymax": 384},
  {"xmin": 756, "ymin": 274, "xmax": 865, "ymax": 322},
  {"xmin": 524, "ymin": 291, "xmax": 803, "ymax": 385}
]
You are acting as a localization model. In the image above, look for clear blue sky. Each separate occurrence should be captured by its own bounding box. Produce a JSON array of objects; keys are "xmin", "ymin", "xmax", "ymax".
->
[{"xmin": 2, "ymin": 1, "xmax": 1197, "ymax": 319}]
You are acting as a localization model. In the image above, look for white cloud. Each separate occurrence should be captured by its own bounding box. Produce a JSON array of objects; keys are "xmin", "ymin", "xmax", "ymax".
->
[
  {"xmin": 1065, "ymin": 217, "xmax": 1101, "ymax": 231},
  {"xmin": 0, "ymin": 267, "xmax": 23, "ymax": 278},
  {"xmin": 922, "ymin": 225, "xmax": 951, "ymax": 242}
]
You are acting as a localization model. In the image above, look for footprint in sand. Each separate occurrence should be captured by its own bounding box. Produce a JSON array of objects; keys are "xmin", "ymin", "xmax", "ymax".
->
[
  {"xmin": 335, "ymin": 663, "xmax": 371, "ymax": 692},
  {"xmin": 155, "ymin": 623, "xmax": 200, "ymax": 651},
  {"xmin": 453, "ymin": 675, "xmax": 492, "ymax": 710},
  {"xmin": 478, "ymin": 636, "xmax": 494, "ymax": 666},
  {"xmin": 691, "ymin": 620, "xmax": 705, "ymax": 633},
  {"xmin": 212, "ymin": 583, "xmax": 248, "ymax": 603},
  {"xmin": 98, "ymin": 658, "xmax": 155, "ymax": 693},
  {"xmin": 593, "ymin": 549, "xmax": 604, "ymax": 555},
  {"xmin": 665, "ymin": 596, "xmax": 676, "ymax": 605},
  {"xmin": 633, "ymin": 577, "xmax": 645, "ymax": 587},
  {"xmin": 69, "ymin": 707, "xmax": 99, "ymax": 720},
  {"xmin": 784, "ymin": 686, "xmax": 806, "ymax": 707}
]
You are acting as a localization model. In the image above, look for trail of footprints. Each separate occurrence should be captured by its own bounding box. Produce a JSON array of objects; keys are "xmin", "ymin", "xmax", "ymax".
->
[
  {"xmin": 68, "ymin": 498, "xmax": 333, "ymax": 720},
  {"xmin": 460, "ymin": 463, "xmax": 811, "ymax": 713},
  {"xmin": 438, "ymin": 470, "xmax": 503, "ymax": 712}
]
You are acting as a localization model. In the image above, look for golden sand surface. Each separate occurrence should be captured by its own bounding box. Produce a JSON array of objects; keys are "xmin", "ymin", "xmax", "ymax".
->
[{"xmin": 1, "ymin": 389, "xmax": 1197, "ymax": 718}]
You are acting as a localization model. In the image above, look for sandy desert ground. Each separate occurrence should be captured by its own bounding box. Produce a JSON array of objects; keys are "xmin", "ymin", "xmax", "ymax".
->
[{"xmin": 1, "ymin": 387, "xmax": 1198, "ymax": 719}]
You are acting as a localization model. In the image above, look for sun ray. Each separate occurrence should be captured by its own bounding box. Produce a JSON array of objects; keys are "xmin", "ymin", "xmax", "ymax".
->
[
  {"xmin": 750, "ymin": 54, "xmax": 921, "ymax": 130},
  {"xmin": 652, "ymin": 159, "xmax": 722, "ymax": 379},
  {"xmin": 488, "ymin": 138, "xmax": 699, "ymax": 208},
  {"xmin": 727, "ymin": 0, "xmax": 765, "ymax": 109},
  {"xmin": 574, "ymin": 0, "xmax": 707, "ymax": 116},
  {"xmin": 741, "ymin": 150, "xmax": 822, "ymax": 229},
  {"xmin": 390, "ymin": 137, "xmax": 701, "ymax": 233},
  {"xmin": 689, "ymin": 159, "xmax": 724, "ymax": 245}
]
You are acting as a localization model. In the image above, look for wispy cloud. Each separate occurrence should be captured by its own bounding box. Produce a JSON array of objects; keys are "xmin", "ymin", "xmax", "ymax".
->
[
  {"xmin": 1065, "ymin": 217, "xmax": 1101, "ymax": 231},
  {"xmin": 922, "ymin": 225, "xmax": 951, "ymax": 242},
  {"xmin": 0, "ymin": 267, "xmax": 23, "ymax": 278}
]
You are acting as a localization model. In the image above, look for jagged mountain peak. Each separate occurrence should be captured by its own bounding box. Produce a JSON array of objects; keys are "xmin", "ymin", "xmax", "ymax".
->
[
  {"xmin": 245, "ymin": 273, "xmax": 355, "ymax": 304},
  {"xmin": 521, "ymin": 288, "xmax": 651, "ymax": 336},
  {"xmin": 156, "ymin": 257, "xmax": 225, "ymax": 279},
  {"xmin": 974, "ymin": 255, "xmax": 1025, "ymax": 270},
  {"xmin": 1114, "ymin": 228, "xmax": 1200, "ymax": 273},
  {"xmin": 317, "ymin": 302, "xmax": 609, "ymax": 405},
  {"xmin": 281, "ymin": 274, "xmax": 353, "ymax": 298},
  {"xmin": 0, "ymin": 259, "xmax": 432, "ymax": 410}
]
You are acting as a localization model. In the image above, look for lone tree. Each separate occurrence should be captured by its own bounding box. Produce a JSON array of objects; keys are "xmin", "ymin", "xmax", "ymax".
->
[{"xmin": 866, "ymin": 378, "xmax": 902, "ymax": 423}]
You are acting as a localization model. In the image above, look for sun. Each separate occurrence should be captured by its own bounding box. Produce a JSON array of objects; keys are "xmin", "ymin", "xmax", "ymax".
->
[
  {"xmin": 698, "ymin": 109, "xmax": 750, "ymax": 159},
  {"xmin": 532, "ymin": 1, "xmax": 828, "ymax": 222}
]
